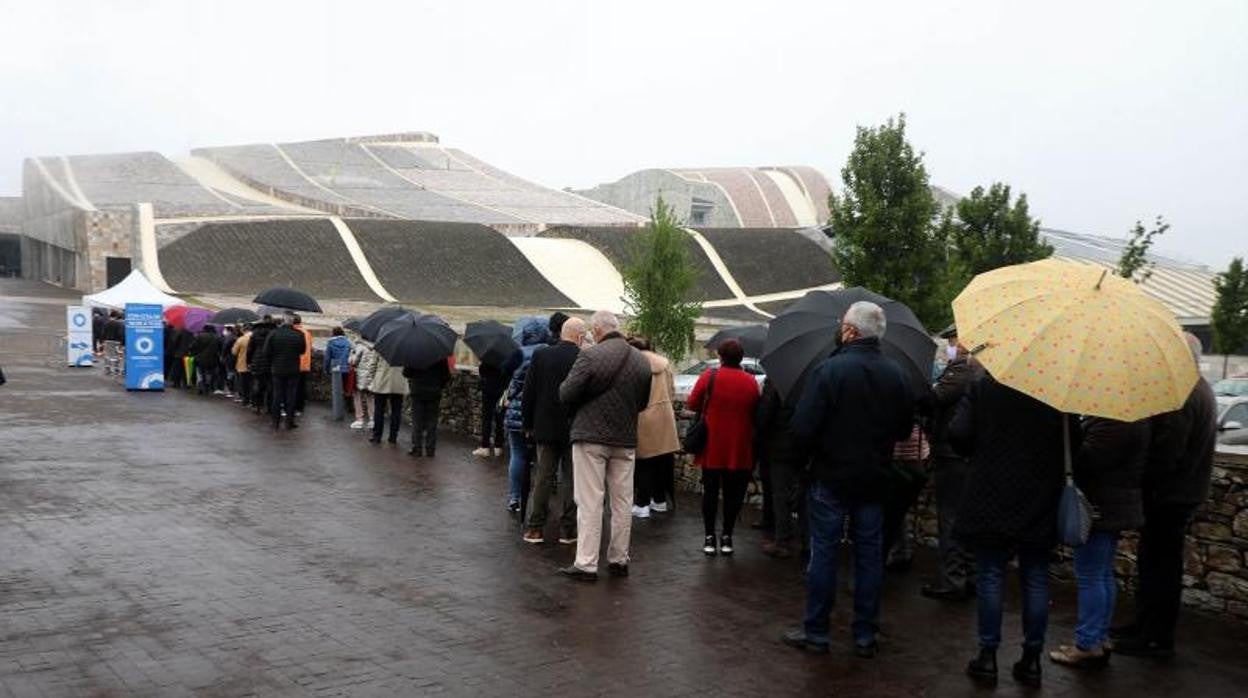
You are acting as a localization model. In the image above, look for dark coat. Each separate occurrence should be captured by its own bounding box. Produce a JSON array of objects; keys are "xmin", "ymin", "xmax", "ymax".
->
[
  {"xmin": 264, "ymin": 325, "xmax": 307, "ymax": 377},
  {"xmin": 789, "ymin": 338, "xmax": 914, "ymax": 501},
  {"xmin": 102, "ymin": 318, "xmax": 125, "ymax": 344},
  {"xmin": 559, "ymin": 334, "xmax": 652, "ymax": 448},
  {"xmin": 756, "ymin": 379, "xmax": 805, "ymax": 467},
  {"xmin": 950, "ymin": 373, "xmax": 1070, "ymax": 549},
  {"xmin": 1145, "ymin": 378, "xmax": 1218, "ymax": 509},
  {"xmin": 930, "ymin": 355, "xmax": 983, "ymax": 458},
  {"xmin": 1075, "ymin": 417, "xmax": 1150, "ymax": 532},
  {"xmin": 403, "ymin": 360, "xmax": 451, "ymax": 400},
  {"xmin": 522, "ymin": 341, "xmax": 580, "ymax": 444},
  {"xmin": 247, "ymin": 324, "xmax": 273, "ymax": 374},
  {"xmin": 172, "ymin": 328, "xmax": 194, "ymax": 358},
  {"xmin": 188, "ymin": 330, "xmax": 222, "ymax": 368},
  {"xmin": 479, "ymin": 362, "xmax": 510, "ymax": 400}
]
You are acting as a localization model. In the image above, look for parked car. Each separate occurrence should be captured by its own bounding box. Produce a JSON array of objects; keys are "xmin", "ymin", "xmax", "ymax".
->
[
  {"xmin": 1213, "ymin": 376, "xmax": 1248, "ymax": 398},
  {"xmin": 1217, "ymin": 396, "xmax": 1248, "ymax": 446},
  {"xmin": 673, "ymin": 358, "xmax": 766, "ymax": 401}
]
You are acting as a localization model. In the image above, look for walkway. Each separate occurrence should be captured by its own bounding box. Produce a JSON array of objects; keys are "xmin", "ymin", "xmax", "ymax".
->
[{"xmin": 1, "ymin": 278, "xmax": 1246, "ymax": 697}]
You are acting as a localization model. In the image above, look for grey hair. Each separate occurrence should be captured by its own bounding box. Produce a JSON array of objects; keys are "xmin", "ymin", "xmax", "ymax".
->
[
  {"xmin": 561, "ymin": 317, "xmax": 587, "ymax": 342},
  {"xmin": 843, "ymin": 301, "xmax": 887, "ymax": 339},
  {"xmin": 1183, "ymin": 332, "xmax": 1203, "ymax": 364},
  {"xmin": 589, "ymin": 310, "xmax": 619, "ymax": 334}
]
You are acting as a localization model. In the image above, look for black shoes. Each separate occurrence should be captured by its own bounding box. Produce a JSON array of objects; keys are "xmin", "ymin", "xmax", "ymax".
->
[
  {"xmin": 921, "ymin": 583, "xmax": 972, "ymax": 601},
  {"xmin": 557, "ymin": 566, "xmax": 598, "ymax": 582},
  {"xmin": 607, "ymin": 562, "xmax": 629, "ymax": 578},
  {"xmin": 1108, "ymin": 623, "xmax": 1140, "ymax": 641},
  {"xmin": 408, "ymin": 447, "xmax": 422, "ymax": 457},
  {"xmin": 853, "ymin": 642, "xmax": 878, "ymax": 659},
  {"xmin": 781, "ymin": 629, "xmax": 830, "ymax": 655},
  {"xmin": 703, "ymin": 536, "xmax": 717, "ymax": 556},
  {"xmin": 1113, "ymin": 637, "xmax": 1175, "ymax": 659},
  {"xmin": 368, "ymin": 435, "xmax": 381, "ymax": 444},
  {"xmin": 1012, "ymin": 648, "xmax": 1042, "ymax": 688},
  {"xmin": 966, "ymin": 648, "xmax": 998, "ymax": 685},
  {"xmin": 719, "ymin": 535, "xmax": 734, "ymax": 555}
]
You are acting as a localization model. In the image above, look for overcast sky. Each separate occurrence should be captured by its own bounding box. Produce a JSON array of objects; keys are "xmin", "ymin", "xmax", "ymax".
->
[{"xmin": 1, "ymin": 0, "xmax": 1244, "ymax": 266}]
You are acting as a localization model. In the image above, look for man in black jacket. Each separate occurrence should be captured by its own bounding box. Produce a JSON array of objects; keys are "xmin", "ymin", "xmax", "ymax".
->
[
  {"xmin": 756, "ymin": 378, "xmax": 807, "ymax": 559},
  {"xmin": 403, "ymin": 358, "xmax": 451, "ymax": 457},
  {"xmin": 264, "ymin": 318, "xmax": 307, "ymax": 430},
  {"xmin": 248, "ymin": 318, "xmax": 274, "ymax": 413},
  {"xmin": 782, "ymin": 301, "xmax": 913, "ymax": 658},
  {"xmin": 1114, "ymin": 333, "xmax": 1217, "ymax": 659},
  {"xmin": 521, "ymin": 317, "xmax": 585, "ymax": 544},
  {"xmin": 187, "ymin": 325, "xmax": 222, "ymax": 396}
]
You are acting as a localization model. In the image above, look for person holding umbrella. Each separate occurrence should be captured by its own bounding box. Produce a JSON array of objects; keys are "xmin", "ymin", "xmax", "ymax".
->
[
  {"xmin": 187, "ymin": 324, "xmax": 222, "ymax": 396},
  {"xmin": 463, "ymin": 320, "xmax": 520, "ymax": 458},
  {"xmin": 247, "ymin": 316, "xmax": 275, "ymax": 414},
  {"xmin": 263, "ymin": 316, "xmax": 307, "ymax": 430},
  {"xmin": 780, "ymin": 301, "xmax": 913, "ymax": 658},
  {"xmin": 370, "ymin": 312, "xmax": 457, "ymax": 446},
  {"xmin": 403, "ymin": 355, "xmax": 451, "ymax": 457}
]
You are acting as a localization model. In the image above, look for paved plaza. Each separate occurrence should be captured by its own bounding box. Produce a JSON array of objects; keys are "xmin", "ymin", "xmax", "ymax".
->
[{"xmin": 1, "ymin": 278, "xmax": 1246, "ymax": 697}]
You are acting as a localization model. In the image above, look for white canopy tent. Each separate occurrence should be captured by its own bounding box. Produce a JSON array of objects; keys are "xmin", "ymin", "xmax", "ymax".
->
[{"xmin": 82, "ymin": 270, "xmax": 186, "ymax": 310}]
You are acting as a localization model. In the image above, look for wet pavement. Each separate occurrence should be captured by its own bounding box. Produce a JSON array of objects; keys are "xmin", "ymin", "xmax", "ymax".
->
[{"xmin": 1, "ymin": 278, "xmax": 1246, "ymax": 697}]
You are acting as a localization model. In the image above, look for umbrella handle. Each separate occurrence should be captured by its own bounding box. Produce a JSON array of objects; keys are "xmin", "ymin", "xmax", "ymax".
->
[{"xmin": 1062, "ymin": 418, "xmax": 1073, "ymax": 486}]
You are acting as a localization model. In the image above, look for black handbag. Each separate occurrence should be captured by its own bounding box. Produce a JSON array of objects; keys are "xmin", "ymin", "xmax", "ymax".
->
[
  {"xmin": 0, "ymin": 365, "xmax": 6, "ymax": 386},
  {"xmin": 682, "ymin": 369, "xmax": 717, "ymax": 455}
]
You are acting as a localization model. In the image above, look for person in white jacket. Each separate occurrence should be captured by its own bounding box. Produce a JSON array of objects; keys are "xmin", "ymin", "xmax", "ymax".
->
[{"xmin": 349, "ymin": 337, "xmax": 374, "ymax": 429}]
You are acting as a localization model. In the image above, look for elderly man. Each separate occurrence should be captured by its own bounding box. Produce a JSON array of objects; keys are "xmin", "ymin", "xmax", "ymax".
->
[
  {"xmin": 1113, "ymin": 333, "xmax": 1217, "ymax": 659},
  {"xmin": 557, "ymin": 311, "xmax": 652, "ymax": 581},
  {"xmin": 522, "ymin": 317, "xmax": 587, "ymax": 545},
  {"xmin": 782, "ymin": 301, "xmax": 913, "ymax": 657},
  {"xmin": 923, "ymin": 325, "xmax": 983, "ymax": 601}
]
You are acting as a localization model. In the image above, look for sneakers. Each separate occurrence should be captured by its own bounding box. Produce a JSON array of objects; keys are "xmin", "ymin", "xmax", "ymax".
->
[
  {"xmin": 558, "ymin": 534, "xmax": 577, "ymax": 545},
  {"xmin": 349, "ymin": 420, "xmax": 364, "ymax": 429},
  {"xmin": 631, "ymin": 505, "xmax": 651, "ymax": 519},
  {"xmin": 213, "ymin": 390, "xmax": 225, "ymax": 396},
  {"xmin": 719, "ymin": 535, "xmax": 734, "ymax": 555},
  {"xmin": 1048, "ymin": 644, "xmax": 1110, "ymax": 670},
  {"xmin": 522, "ymin": 529, "xmax": 544, "ymax": 544},
  {"xmin": 507, "ymin": 499, "xmax": 521, "ymax": 514},
  {"xmin": 648, "ymin": 500, "xmax": 669, "ymax": 513},
  {"xmin": 471, "ymin": 447, "xmax": 492, "ymax": 457},
  {"xmin": 703, "ymin": 536, "xmax": 718, "ymax": 556},
  {"xmin": 492, "ymin": 448, "xmax": 502, "ymax": 457}
]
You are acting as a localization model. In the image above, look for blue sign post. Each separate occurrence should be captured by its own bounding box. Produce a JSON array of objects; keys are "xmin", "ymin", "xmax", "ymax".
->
[{"xmin": 124, "ymin": 303, "xmax": 165, "ymax": 391}]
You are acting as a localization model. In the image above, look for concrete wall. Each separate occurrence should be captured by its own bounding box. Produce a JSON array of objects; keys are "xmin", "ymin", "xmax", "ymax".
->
[{"xmin": 575, "ymin": 170, "xmax": 740, "ymax": 228}]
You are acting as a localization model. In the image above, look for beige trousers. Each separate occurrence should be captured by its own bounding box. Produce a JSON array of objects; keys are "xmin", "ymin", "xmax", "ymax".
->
[{"xmin": 572, "ymin": 442, "xmax": 636, "ymax": 573}]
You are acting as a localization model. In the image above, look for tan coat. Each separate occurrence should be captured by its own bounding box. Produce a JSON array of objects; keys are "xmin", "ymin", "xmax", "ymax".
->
[
  {"xmin": 636, "ymin": 351, "xmax": 680, "ymax": 458},
  {"xmin": 232, "ymin": 333, "xmax": 251, "ymax": 373},
  {"xmin": 368, "ymin": 354, "xmax": 410, "ymax": 396}
]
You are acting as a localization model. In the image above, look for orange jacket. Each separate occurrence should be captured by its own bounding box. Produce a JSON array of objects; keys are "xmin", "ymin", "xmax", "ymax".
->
[{"xmin": 296, "ymin": 325, "xmax": 312, "ymax": 372}]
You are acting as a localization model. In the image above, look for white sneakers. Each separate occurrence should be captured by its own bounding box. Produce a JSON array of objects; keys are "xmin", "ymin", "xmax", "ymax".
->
[
  {"xmin": 649, "ymin": 500, "xmax": 669, "ymax": 513},
  {"xmin": 631, "ymin": 505, "xmax": 651, "ymax": 519},
  {"xmin": 471, "ymin": 447, "xmax": 492, "ymax": 457},
  {"xmin": 349, "ymin": 420, "xmax": 364, "ymax": 429}
]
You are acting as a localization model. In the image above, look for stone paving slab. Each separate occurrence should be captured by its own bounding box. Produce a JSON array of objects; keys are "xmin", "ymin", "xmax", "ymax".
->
[{"xmin": 1, "ymin": 277, "xmax": 1247, "ymax": 697}]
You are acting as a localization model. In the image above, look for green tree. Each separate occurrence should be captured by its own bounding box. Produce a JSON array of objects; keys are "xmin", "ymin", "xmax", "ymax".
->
[
  {"xmin": 1212, "ymin": 256, "xmax": 1248, "ymax": 377},
  {"xmin": 1116, "ymin": 215, "xmax": 1170, "ymax": 283},
  {"xmin": 828, "ymin": 113, "xmax": 953, "ymax": 329},
  {"xmin": 622, "ymin": 197, "xmax": 702, "ymax": 359},
  {"xmin": 947, "ymin": 183, "xmax": 1053, "ymax": 279}
]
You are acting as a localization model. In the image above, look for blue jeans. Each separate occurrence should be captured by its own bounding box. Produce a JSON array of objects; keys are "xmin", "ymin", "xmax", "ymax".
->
[
  {"xmin": 802, "ymin": 481, "xmax": 884, "ymax": 647},
  {"xmin": 976, "ymin": 545, "xmax": 1050, "ymax": 650},
  {"xmin": 507, "ymin": 430, "xmax": 530, "ymax": 503},
  {"xmin": 1074, "ymin": 531, "xmax": 1119, "ymax": 650}
]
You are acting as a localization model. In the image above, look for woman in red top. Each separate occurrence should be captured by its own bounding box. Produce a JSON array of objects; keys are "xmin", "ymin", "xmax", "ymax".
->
[{"xmin": 687, "ymin": 339, "xmax": 761, "ymax": 556}]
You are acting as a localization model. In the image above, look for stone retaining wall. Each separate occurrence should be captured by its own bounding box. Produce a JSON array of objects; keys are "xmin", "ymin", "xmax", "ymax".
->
[{"xmin": 309, "ymin": 361, "xmax": 1248, "ymax": 620}]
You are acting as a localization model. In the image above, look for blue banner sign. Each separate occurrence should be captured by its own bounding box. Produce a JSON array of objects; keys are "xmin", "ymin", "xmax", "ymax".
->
[
  {"xmin": 124, "ymin": 303, "xmax": 165, "ymax": 391},
  {"xmin": 66, "ymin": 305, "xmax": 94, "ymax": 367}
]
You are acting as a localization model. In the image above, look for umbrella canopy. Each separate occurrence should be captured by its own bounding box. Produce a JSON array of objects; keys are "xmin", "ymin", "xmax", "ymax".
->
[
  {"xmin": 374, "ymin": 312, "xmax": 460, "ymax": 369},
  {"xmin": 952, "ymin": 258, "xmax": 1197, "ymax": 421},
  {"xmin": 706, "ymin": 324, "xmax": 768, "ymax": 358},
  {"xmin": 164, "ymin": 305, "xmax": 190, "ymax": 329},
  {"xmin": 183, "ymin": 307, "xmax": 214, "ymax": 333},
  {"xmin": 761, "ymin": 287, "xmax": 936, "ymax": 402},
  {"xmin": 464, "ymin": 320, "xmax": 519, "ymax": 367},
  {"xmin": 358, "ymin": 306, "xmax": 411, "ymax": 342},
  {"xmin": 253, "ymin": 287, "xmax": 322, "ymax": 313},
  {"xmin": 209, "ymin": 307, "xmax": 260, "ymax": 326},
  {"xmin": 342, "ymin": 316, "xmax": 363, "ymax": 333}
]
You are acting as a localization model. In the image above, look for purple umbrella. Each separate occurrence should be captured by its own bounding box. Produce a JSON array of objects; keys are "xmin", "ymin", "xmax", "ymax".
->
[{"xmin": 183, "ymin": 307, "xmax": 214, "ymax": 333}]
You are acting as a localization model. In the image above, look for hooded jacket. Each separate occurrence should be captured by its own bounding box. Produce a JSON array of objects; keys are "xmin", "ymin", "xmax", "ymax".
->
[
  {"xmin": 324, "ymin": 335, "xmax": 352, "ymax": 374},
  {"xmin": 503, "ymin": 317, "xmax": 552, "ymax": 432}
]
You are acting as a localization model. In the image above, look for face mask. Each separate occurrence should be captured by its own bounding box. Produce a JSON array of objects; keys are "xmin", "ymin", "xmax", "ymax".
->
[{"xmin": 947, "ymin": 345, "xmax": 959, "ymax": 361}]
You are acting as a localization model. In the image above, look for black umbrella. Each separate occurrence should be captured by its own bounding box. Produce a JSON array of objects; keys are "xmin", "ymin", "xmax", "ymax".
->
[
  {"xmin": 342, "ymin": 317, "xmax": 363, "ymax": 332},
  {"xmin": 252, "ymin": 287, "xmax": 322, "ymax": 313},
  {"xmin": 358, "ymin": 306, "xmax": 410, "ymax": 342},
  {"xmin": 705, "ymin": 324, "xmax": 768, "ymax": 358},
  {"xmin": 761, "ymin": 287, "xmax": 936, "ymax": 402},
  {"xmin": 374, "ymin": 312, "xmax": 460, "ymax": 369},
  {"xmin": 464, "ymin": 320, "xmax": 519, "ymax": 368},
  {"xmin": 209, "ymin": 307, "xmax": 260, "ymax": 326}
]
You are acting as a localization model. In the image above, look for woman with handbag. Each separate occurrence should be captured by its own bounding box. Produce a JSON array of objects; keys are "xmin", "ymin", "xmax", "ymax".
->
[
  {"xmin": 685, "ymin": 339, "xmax": 760, "ymax": 556},
  {"xmin": 949, "ymin": 372, "xmax": 1070, "ymax": 689},
  {"xmin": 1049, "ymin": 416, "xmax": 1150, "ymax": 669}
]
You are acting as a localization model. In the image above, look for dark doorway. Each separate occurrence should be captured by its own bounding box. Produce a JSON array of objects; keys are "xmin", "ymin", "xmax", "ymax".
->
[
  {"xmin": 105, "ymin": 256, "xmax": 131, "ymax": 288},
  {"xmin": 0, "ymin": 234, "xmax": 18, "ymax": 277}
]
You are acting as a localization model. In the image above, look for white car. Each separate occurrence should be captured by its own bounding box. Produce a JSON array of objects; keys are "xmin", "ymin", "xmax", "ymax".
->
[
  {"xmin": 673, "ymin": 358, "xmax": 767, "ymax": 402},
  {"xmin": 1217, "ymin": 396, "xmax": 1248, "ymax": 446}
]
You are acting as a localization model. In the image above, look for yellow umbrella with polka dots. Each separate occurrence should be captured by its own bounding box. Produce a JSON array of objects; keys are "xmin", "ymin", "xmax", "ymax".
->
[{"xmin": 951, "ymin": 258, "xmax": 1197, "ymax": 421}]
